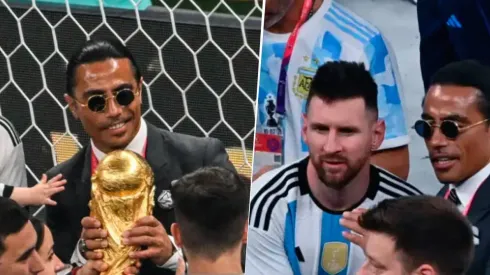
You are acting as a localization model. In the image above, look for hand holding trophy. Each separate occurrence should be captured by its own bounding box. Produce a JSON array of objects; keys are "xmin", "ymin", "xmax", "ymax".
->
[{"xmin": 89, "ymin": 149, "xmax": 155, "ymax": 275}]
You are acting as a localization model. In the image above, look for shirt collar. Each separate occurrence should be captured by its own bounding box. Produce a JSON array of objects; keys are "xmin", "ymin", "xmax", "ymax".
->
[
  {"xmin": 91, "ymin": 119, "xmax": 148, "ymax": 161},
  {"xmin": 451, "ymin": 161, "xmax": 490, "ymax": 208}
]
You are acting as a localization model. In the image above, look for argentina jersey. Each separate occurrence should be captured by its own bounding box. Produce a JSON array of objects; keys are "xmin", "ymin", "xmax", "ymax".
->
[
  {"xmin": 246, "ymin": 157, "xmax": 423, "ymax": 275},
  {"xmin": 255, "ymin": 0, "xmax": 409, "ymax": 171}
]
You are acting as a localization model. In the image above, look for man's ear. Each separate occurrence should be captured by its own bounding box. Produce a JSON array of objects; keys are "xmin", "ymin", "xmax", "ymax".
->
[
  {"xmin": 64, "ymin": 94, "xmax": 78, "ymax": 120},
  {"xmin": 170, "ymin": 223, "xmax": 182, "ymax": 248},
  {"xmin": 301, "ymin": 113, "xmax": 308, "ymax": 144},
  {"xmin": 242, "ymin": 221, "xmax": 248, "ymax": 244},
  {"xmin": 371, "ymin": 119, "xmax": 385, "ymax": 151},
  {"xmin": 412, "ymin": 264, "xmax": 436, "ymax": 275}
]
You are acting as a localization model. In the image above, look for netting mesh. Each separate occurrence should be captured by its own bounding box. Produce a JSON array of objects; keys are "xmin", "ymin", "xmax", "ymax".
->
[{"xmin": 0, "ymin": 0, "xmax": 261, "ymax": 190}]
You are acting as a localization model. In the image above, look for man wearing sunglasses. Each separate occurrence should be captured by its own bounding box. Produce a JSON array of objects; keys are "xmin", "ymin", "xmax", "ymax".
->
[
  {"xmin": 43, "ymin": 38, "xmax": 237, "ymax": 275},
  {"xmin": 414, "ymin": 60, "xmax": 490, "ymax": 275}
]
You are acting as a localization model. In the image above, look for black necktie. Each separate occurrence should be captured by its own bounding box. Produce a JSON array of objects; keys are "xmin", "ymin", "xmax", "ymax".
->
[{"xmin": 448, "ymin": 188, "xmax": 461, "ymax": 206}]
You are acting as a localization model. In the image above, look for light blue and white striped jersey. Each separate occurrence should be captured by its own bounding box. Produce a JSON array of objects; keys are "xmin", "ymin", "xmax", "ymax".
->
[
  {"xmin": 254, "ymin": 0, "xmax": 409, "ymax": 173},
  {"xmin": 246, "ymin": 157, "xmax": 423, "ymax": 275}
]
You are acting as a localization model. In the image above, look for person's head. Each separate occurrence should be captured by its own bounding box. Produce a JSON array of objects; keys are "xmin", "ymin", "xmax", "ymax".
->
[
  {"xmin": 261, "ymin": 0, "xmax": 295, "ymax": 29},
  {"xmin": 357, "ymin": 196, "xmax": 474, "ymax": 275},
  {"xmin": 418, "ymin": 60, "xmax": 490, "ymax": 184},
  {"xmin": 30, "ymin": 218, "xmax": 63, "ymax": 275},
  {"xmin": 302, "ymin": 61, "xmax": 384, "ymax": 189},
  {"xmin": 0, "ymin": 198, "xmax": 44, "ymax": 275},
  {"xmin": 65, "ymin": 38, "xmax": 143, "ymax": 153},
  {"xmin": 170, "ymin": 167, "xmax": 249, "ymax": 262}
]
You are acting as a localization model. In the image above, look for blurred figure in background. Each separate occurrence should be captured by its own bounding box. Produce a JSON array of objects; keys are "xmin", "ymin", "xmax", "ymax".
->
[
  {"xmin": 254, "ymin": 0, "xmax": 410, "ymax": 180},
  {"xmin": 418, "ymin": 0, "xmax": 490, "ymax": 91}
]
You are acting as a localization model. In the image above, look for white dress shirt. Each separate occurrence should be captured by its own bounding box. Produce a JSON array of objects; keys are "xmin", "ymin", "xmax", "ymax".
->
[
  {"xmin": 449, "ymin": 161, "xmax": 490, "ymax": 213},
  {"xmin": 71, "ymin": 119, "xmax": 183, "ymax": 270}
]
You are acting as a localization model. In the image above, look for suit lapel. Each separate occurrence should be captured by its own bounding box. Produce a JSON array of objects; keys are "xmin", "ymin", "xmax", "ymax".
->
[
  {"xmin": 145, "ymin": 123, "xmax": 169, "ymax": 182},
  {"xmin": 466, "ymin": 177, "xmax": 490, "ymax": 225},
  {"xmin": 75, "ymin": 145, "xmax": 93, "ymax": 216}
]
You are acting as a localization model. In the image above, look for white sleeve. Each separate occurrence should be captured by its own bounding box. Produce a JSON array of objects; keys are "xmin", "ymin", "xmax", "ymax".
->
[
  {"xmin": 70, "ymin": 239, "xmax": 87, "ymax": 266},
  {"xmin": 361, "ymin": 33, "xmax": 410, "ymax": 150},
  {"xmin": 246, "ymin": 169, "xmax": 295, "ymax": 275},
  {"xmin": 156, "ymin": 235, "xmax": 183, "ymax": 270},
  {"xmin": 0, "ymin": 120, "xmax": 27, "ymax": 188},
  {"xmin": 245, "ymin": 226, "xmax": 294, "ymax": 275}
]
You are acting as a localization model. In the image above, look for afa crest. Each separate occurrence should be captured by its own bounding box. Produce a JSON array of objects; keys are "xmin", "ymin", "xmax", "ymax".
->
[
  {"xmin": 321, "ymin": 242, "xmax": 348, "ymax": 275},
  {"xmin": 293, "ymin": 67, "xmax": 316, "ymax": 100}
]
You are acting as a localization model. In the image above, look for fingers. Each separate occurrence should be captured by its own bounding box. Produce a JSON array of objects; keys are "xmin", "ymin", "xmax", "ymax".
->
[
  {"xmin": 340, "ymin": 209, "xmax": 369, "ymax": 249},
  {"xmin": 85, "ymin": 239, "xmax": 108, "ymax": 251},
  {"xmin": 81, "ymin": 217, "xmax": 103, "ymax": 231},
  {"xmin": 85, "ymin": 260, "xmax": 109, "ymax": 273},
  {"xmin": 44, "ymin": 199, "xmax": 57, "ymax": 206},
  {"xmin": 46, "ymin": 186, "xmax": 65, "ymax": 197},
  {"xmin": 123, "ymin": 235, "xmax": 159, "ymax": 247},
  {"xmin": 124, "ymin": 226, "xmax": 157, "ymax": 238},
  {"xmin": 340, "ymin": 213, "xmax": 366, "ymax": 235},
  {"xmin": 48, "ymin": 179, "xmax": 67, "ymax": 188},
  {"xmin": 40, "ymin": 174, "xmax": 48, "ymax": 184},
  {"xmin": 85, "ymin": 251, "xmax": 103, "ymax": 261},
  {"xmin": 82, "ymin": 228, "xmax": 107, "ymax": 241},
  {"xmin": 134, "ymin": 216, "xmax": 161, "ymax": 228},
  {"xmin": 47, "ymin": 173, "xmax": 63, "ymax": 184},
  {"xmin": 123, "ymin": 263, "xmax": 141, "ymax": 275},
  {"xmin": 342, "ymin": 231, "xmax": 364, "ymax": 247},
  {"xmin": 129, "ymin": 247, "xmax": 161, "ymax": 260}
]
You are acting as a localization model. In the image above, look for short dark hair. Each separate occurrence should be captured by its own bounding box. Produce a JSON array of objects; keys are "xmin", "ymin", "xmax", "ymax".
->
[
  {"xmin": 306, "ymin": 61, "xmax": 378, "ymax": 116},
  {"xmin": 429, "ymin": 60, "xmax": 490, "ymax": 121},
  {"xmin": 30, "ymin": 218, "xmax": 45, "ymax": 251},
  {"xmin": 66, "ymin": 38, "xmax": 142, "ymax": 97},
  {"xmin": 0, "ymin": 198, "xmax": 31, "ymax": 256},
  {"xmin": 359, "ymin": 195, "xmax": 474, "ymax": 275},
  {"xmin": 171, "ymin": 167, "xmax": 249, "ymax": 261}
]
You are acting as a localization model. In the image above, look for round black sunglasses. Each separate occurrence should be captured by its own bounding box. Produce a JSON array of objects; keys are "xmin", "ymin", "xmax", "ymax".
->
[
  {"xmin": 413, "ymin": 119, "xmax": 488, "ymax": 139},
  {"xmin": 76, "ymin": 89, "xmax": 139, "ymax": 113}
]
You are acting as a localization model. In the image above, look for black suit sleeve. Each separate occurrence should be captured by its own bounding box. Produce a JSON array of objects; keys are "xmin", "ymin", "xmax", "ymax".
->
[
  {"xmin": 44, "ymin": 169, "xmax": 74, "ymax": 263},
  {"xmin": 417, "ymin": 0, "xmax": 457, "ymax": 91},
  {"xmin": 203, "ymin": 137, "xmax": 237, "ymax": 173},
  {"xmin": 484, "ymin": 254, "xmax": 490, "ymax": 275}
]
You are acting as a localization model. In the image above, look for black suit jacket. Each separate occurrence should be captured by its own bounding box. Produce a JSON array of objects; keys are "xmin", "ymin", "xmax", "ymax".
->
[
  {"xmin": 417, "ymin": 0, "xmax": 490, "ymax": 90},
  {"xmin": 437, "ymin": 179, "xmax": 490, "ymax": 275},
  {"xmin": 45, "ymin": 122, "xmax": 237, "ymax": 275}
]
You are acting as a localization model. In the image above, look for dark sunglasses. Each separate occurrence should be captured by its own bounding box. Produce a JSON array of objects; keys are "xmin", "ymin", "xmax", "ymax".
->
[
  {"xmin": 413, "ymin": 119, "xmax": 488, "ymax": 139},
  {"xmin": 76, "ymin": 89, "xmax": 139, "ymax": 113}
]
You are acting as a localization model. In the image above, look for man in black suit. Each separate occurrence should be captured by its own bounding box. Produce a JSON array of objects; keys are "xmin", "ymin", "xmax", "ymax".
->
[
  {"xmin": 413, "ymin": 60, "xmax": 490, "ymax": 274},
  {"xmin": 45, "ymin": 38, "xmax": 237, "ymax": 275},
  {"xmin": 417, "ymin": 0, "xmax": 490, "ymax": 91}
]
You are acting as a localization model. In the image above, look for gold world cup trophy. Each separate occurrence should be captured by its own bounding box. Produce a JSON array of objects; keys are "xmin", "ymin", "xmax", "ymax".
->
[{"xmin": 89, "ymin": 150, "xmax": 155, "ymax": 275}]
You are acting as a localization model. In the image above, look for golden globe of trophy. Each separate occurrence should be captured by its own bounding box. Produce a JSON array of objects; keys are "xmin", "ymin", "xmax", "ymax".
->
[{"xmin": 89, "ymin": 150, "xmax": 155, "ymax": 275}]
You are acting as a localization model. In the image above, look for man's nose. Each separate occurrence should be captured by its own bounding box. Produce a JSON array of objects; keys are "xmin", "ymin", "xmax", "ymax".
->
[
  {"xmin": 428, "ymin": 126, "xmax": 449, "ymax": 148},
  {"xmin": 323, "ymin": 130, "xmax": 342, "ymax": 154},
  {"xmin": 29, "ymin": 250, "xmax": 45, "ymax": 274},
  {"xmin": 106, "ymin": 96, "xmax": 123, "ymax": 118}
]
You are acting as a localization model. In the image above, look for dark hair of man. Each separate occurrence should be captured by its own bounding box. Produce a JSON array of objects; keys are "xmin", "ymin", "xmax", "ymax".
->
[
  {"xmin": 428, "ymin": 60, "xmax": 490, "ymax": 123},
  {"xmin": 359, "ymin": 195, "xmax": 474, "ymax": 275},
  {"xmin": 66, "ymin": 38, "xmax": 142, "ymax": 97},
  {"xmin": 171, "ymin": 167, "xmax": 249, "ymax": 261},
  {"xmin": 306, "ymin": 61, "xmax": 378, "ymax": 118},
  {"xmin": 30, "ymin": 217, "xmax": 45, "ymax": 251},
  {"xmin": 0, "ymin": 197, "xmax": 30, "ymax": 256}
]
